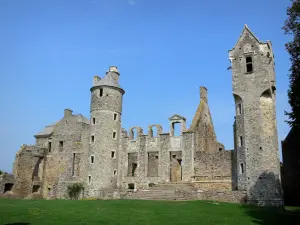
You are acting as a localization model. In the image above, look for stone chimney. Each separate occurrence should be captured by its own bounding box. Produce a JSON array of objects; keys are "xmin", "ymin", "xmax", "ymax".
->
[
  {"xmin": 200, "ymin": 86, "xmax": 208, "ymax": 103},
  {"xmin": 64, "ymin": 109, "xmax": 73, "ymax": 117},
  {"xmin": 106, "ymin": 66, "xmax": 120, "ymax": 82}
]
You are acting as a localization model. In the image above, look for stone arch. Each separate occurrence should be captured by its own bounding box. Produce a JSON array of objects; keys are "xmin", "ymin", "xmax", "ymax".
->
[
  {"xmin": 260, "ymin": 89, "xmax": 275, "ymax": 138},
  {"xmin": 129, "ymin": 126, "xmax": 143, "ymax": 140},
  {"xmin": 169, "ymin": 114, "xmax": 186, "ymax": 136},
  {"xmin": 233, "ymin": 93, "xmax": 243, "ymax": 116},
  {"xmin": 148, "ymin": 125, "xmax": 163, "ymax": 137}
]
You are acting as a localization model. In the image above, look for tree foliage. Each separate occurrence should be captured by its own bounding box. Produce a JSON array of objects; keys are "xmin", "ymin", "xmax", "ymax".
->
[
  {"xmin": 0, "ymin": 170, "xmax": 3, "ymax": 175},
  {"xmin": 283, "ymin": 0, "xmax": 300, "ymax": 128},
  {"xmin": 67, "ymin": 183, "xmax": 84, "ymax": 200}
]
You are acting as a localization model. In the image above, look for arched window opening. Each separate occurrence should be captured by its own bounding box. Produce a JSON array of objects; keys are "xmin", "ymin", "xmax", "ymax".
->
[
  {"xmin": 152, "ymin": 126, "xmax": 158, "ymax": 137},
  {"xmin": 132, "ymin": 128, "xmax": 137, "ymax": 140},
  {"xmin": 173, "ymin": 122, "xmax": 181, "ymax": 136}
]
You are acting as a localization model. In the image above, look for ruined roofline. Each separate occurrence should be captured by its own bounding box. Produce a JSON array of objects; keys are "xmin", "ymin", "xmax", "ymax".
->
[{"xmin": 228, "ymin": 24, "xmax": 272, "ymax": 53}]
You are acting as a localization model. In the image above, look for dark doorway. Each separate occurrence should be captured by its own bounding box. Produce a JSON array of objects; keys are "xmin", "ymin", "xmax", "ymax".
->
[
  {"xmin": 170, "ymin": 152, "xmax": 182, "ymax": 182},
  {"xmin": 4, "ymin": 183, "xmax": 14, "ymax": 193}
]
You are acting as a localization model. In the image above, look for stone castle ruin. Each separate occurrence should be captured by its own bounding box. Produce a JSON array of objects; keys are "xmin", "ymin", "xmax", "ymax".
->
[{"xmin": 0, "ymin": 25, "xmax": 283, "ymax": 206}]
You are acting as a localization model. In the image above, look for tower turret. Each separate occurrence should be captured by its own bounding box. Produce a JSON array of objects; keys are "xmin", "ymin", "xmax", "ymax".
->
[
  {"xmin": 87, "ymin": 66, "xmax": 125, "ymax": 194},
  {"xmin": 229, "ymin": 25, "xmax": 282, "ymax": 207}
]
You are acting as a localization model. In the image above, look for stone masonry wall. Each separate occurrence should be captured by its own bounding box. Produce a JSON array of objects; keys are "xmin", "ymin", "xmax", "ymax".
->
[
  {"xmin": 193, "ymin": 150, "xmax": 234, "ymax": 190},
  {"xmin": 41, "ymin": 113, "xmax": 88, "ymax": 199}
]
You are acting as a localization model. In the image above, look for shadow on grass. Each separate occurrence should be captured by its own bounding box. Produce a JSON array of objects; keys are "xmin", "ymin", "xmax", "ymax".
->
[
  {"xmin": 243, "ymin": 205, "xmax": 300, "ymax": 225},
  {"xmin": 242, "ymin": 172, "xmax": 300, "ymax": 225},
  {"xmin": 4, "ymin": 223, "xmax": 30, "ymax": 225}
]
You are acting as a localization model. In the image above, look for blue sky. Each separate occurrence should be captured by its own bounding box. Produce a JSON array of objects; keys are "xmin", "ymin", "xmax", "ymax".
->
[{"xmin": 0, "ymin": 0, "xmax": 293, "ymax": 172}]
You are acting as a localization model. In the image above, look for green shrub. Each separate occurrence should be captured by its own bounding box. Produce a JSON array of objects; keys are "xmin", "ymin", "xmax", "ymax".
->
[{"xmin": 67, "ymin": 183, "xmax": 84, "ymax": 200}]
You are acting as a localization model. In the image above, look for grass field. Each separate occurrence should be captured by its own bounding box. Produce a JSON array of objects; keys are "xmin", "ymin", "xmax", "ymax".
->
[{"xmin": 0, "ymin": 199, "xmax": 300, "ymax": 225}]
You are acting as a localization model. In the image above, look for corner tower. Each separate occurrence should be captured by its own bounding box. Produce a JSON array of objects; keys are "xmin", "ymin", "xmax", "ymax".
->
[
  {"xmin": 87, "ymin": 66, "xmax": 125, "ymax": 194},
  {"xmin": 229, "ymin": 25, "xmax": 283, "ymax": 206}
]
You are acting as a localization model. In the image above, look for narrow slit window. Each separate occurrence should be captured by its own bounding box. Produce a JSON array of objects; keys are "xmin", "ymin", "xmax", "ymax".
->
[
  {"xmin": 113, "ymin": 170, "xmax": 117, "ymax": 176},
  {"xmin": 111, "ymin": 151, "xmax": 115, "ymax": 158},
  {"xmin": 59, "ymin": 141, "xmax": 63, "ymax": 151},
  {"xmin": 72, "ymin": 153, "xmax": 75, "ymax": 176},
  {"xmin": 239, "ymin": 136, "xmax": 243, "ymax": 147},
  {"xmin": 240, "ymin": 163, "xmax": 244, "ymax": 174},
  {"xmin": 99, "ymin": 88, "xmax": 103, "ymax": 97},
  {"xmin": 91, "ymin": 135, "xmax": 95, "ymax": 143},
  {"xmin": 238, "ymin": 103, "xmax": 242, "ymax": 115},
  {"xmin": 113, "ymin": 131, "xmax": 116, "ymax": 139},
  {"xmin": 48, "ymin": 141, "xmax": 52, "ymax": 153},
  {"xmin": 91, "ymin": 156, "xmax": 94, "ymax": 164},
  {"xmin": 246, "ymin": 56, "xmax": 253, "ymax": 73},
  {"xmin": 88, "ymin": 176, "xmax": 91, "ymax": 184},
  {"xmin": 113, "ymin": 113, "xmax": 117, "ymax": 121},
  {"xmin": 92, "ymin": 117, "xmax": 95, "ymax": 125}
]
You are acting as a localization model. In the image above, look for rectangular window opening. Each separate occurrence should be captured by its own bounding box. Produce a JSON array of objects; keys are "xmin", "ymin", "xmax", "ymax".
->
[
  {"xmin": 239, "ymin": 136, "xmax": 243, "ymax": 147},
  {"xmin": 91, "ymin": 156, "xmax": 94, "ymax": 164},
  {"xmin": 92, "ymin": 117, "xmax": 95, "ymax": 125},
  {"xmin": 246, "ymin": 56, "xmax": 253, "ymax": 73},
  {"xmin": 111, "ymin": 151, "xmax": 115, "ymax": 158},
  {"xmin": 113, "ymin": 131, "xmax": 116, "ymax": 139},
  {"xmin": 100, "ymin": 88, "xmax": 103, "ymax": 97},
  {"xmin": 113, "ymin": 113, "xmax": 117, "ymax": 121},
  {"xmin": 4, "ymin": 183, "xmax": 14, "ymax": 193},
  {"xmin": 128, "ymin": 183, "xmax": 135, "ymax": 190},
  {"xmin": 246, "ymin": 56, "xmax": 252, "ymax": 63},
  {"xmin": 91, "ymin": 135, "xmax": 95, "ymax": 143},
  {"xmin": 240, "ymin": 163, "xmax": 244, "ymax": 174}
]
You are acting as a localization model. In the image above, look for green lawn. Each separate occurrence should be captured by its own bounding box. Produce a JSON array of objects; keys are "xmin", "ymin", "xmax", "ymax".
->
[{"xmin": 0, "ymin": 199, "xmax": 299, "ymax": 225}]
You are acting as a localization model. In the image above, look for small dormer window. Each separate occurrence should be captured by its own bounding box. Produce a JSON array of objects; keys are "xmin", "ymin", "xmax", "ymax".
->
[{"xmin": 246, "ymin": 56, "xmax": 253, "ymax": 73}]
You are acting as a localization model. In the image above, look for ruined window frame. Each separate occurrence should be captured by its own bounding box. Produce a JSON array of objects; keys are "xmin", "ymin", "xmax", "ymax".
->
[{"xmin": 245, "ymin": 55, "xmax": 253, "ymax": 73}]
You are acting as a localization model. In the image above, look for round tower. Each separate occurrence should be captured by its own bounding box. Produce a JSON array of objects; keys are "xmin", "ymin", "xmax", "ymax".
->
[{"xmin": 87, "ymin": 66, "xmax": 125, "ymax": 194}]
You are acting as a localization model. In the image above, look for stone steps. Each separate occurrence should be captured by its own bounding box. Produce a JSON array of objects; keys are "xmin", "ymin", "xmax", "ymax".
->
[{"xmin": 123, "ymin": 183, "xmax": 198, "ymax": 200}]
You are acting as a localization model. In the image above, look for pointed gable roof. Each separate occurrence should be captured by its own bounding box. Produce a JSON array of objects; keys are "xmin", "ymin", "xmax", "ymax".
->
[
  {"xmin": 169, "ymin": 114, "xmax": 186, "ymax": 121},
  {"xmin": 229, "ymin": 24, "xmax": 262, "ymax": 52}
]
